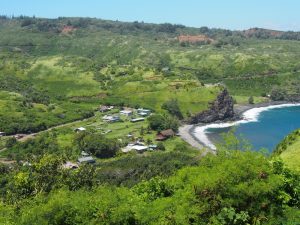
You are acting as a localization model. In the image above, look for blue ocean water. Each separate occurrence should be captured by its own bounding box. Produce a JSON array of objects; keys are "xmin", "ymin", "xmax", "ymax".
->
[{"xmin": 206, "ymin": 106, "xmax": 300, "ymax": 152}]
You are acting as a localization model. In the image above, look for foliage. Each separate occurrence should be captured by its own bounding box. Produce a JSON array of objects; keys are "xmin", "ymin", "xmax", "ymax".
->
[
  {"xmin": 5, "ymin": 137, "xmax": 17, "ymax": 148},
  {"xmin": 274, "ymin": 129, "xmax": 300, "ymax": 155},
  {"xmin": 0, "ymin": 149, "xmax": 299, "ymax": 224},
  {"xmin": 274, "ymin": 129, "xmax": 300, "ymax": 172},
  {"xmin": 95, "ymin": 151, "xmax": 197, "ymax": 187},
  {"xmin": 157, "ymin": 142, "xmax": 166, "ymax": 151},
  {"xmin": 270, "ymin": 86, "xmax": 287, "ymax": 101},
  {"xmin": 248, "ymin": 96, "xmax": 254, "ymax": 104},
  {"xmin": 5, "ymin": 133, "xmax": 61, "ymax": 160},
  {"xmin": 74, "ymin": 132, "xmax": 119, "ymax": 158},
  {"xmin": 162, "ymin": 99, "xmax": 183, "ymax": 119},
  {"xmin": 148, "ymin": 114, "xmax": 179, "ymax": 132}
]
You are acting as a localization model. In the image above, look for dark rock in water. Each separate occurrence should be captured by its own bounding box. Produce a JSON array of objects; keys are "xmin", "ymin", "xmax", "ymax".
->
[{"xmin": 189, "ymin": 89, "xmax": 235, "ymax": 124}]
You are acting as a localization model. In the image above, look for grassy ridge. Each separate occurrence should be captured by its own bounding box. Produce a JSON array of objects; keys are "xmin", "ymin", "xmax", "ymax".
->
[{"xmin": 274, "ymin": 129, "xmax": 300, "ymax": 172}]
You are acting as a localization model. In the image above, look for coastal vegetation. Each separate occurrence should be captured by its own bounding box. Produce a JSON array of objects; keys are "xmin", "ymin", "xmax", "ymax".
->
[
  {"xmin": 0, "ymin": 140, "xmax": 299, "ymax": 224},
  {"xmin": 275, "ymin": 129, "xmax": 300, "ymax": 172}
]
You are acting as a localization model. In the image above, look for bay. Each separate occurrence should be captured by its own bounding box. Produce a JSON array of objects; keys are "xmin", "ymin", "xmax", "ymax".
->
[{"xmin": 198, "ymin": 105, "xmax": 300, "ymax": 152}]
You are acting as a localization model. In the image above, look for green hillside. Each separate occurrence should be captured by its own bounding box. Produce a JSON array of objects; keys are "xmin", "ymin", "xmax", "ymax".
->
[
  {"xmin": 0, "ymin": 148, "xmax": 299, "ymax": 224},
  {"xmin": 274, "ymin": 129, "xmax": 300, "ymax": 172},
  {"xmin": 1, "ymin": 17, "xmax": 300, "ymax": 133}
]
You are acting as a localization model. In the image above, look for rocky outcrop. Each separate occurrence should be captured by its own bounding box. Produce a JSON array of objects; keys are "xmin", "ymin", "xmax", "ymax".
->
[{"xmin": 189, "ymin": 89, "xmax": 235, "ymax": 124}]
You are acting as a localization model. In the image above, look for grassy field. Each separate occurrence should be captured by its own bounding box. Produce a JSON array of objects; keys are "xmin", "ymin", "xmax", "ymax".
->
[
  {"xmin": 275, "ymin": 129, "xmax": 300, "ymax": 172},
  {"xmin": 278, "ymin": 136, "xmax": 300, "ymax": 173},
  {"xmin": 108, "ymin": 79, "xmax": 219, "ymax": 116},
  {"xmin": 280, "ymin": 140, "xmax": 300, "ymax": 172},
  {"xmin": 28, "ymin": 57, "xmax": 101, "ymax": 97}
]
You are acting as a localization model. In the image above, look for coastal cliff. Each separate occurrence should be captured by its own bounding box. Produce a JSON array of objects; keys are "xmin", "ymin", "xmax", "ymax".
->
[{"xmin": 189, "ymin": 89, "xmax": 235, "ymax": 124}]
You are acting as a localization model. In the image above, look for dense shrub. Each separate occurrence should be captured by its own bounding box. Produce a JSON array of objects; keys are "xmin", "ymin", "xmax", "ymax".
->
[
  {"xmin": 74, "ymin": 132, "xmax": 119, "ymax": 158},
  {"xmin": 148, "ymin": 114, "xmax": 179, "ymax": 132},
  {"xmin": 162, "ymin": 99, "xmax": 183, "ymax": 119}
]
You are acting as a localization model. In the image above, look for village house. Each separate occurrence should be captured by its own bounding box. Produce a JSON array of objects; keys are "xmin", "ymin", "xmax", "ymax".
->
[
  {"xmin": 74, "ymin": 127, "xmax": 86, "ymax": 132},
  {"xmin": 101, "ymin": 129, "xmax": 112, "ymax": 134},
  {"xmin": 133, "ymin": 145, "xmax": 148, "ymax": 153},
  {"xmin": 99, "ymin": 105, "xmax": 114, "ymax": 113},
  {"xmin": 137, "ymin": 108, "xmax": 151, "ymax": 116},
  {"xmin": 156, "ymin": 129, "xmax": 175, "ymax": 141},
  {"xmin": 161, "ymin": 67, "xmax": 170, "ymax": 73},
  {"xmin": 102, "ymin": 115, "xmax": 120, "ymax": 123},
  {"xmin": 130, "ymin": 118, "xmax": 145, "ymax": 123},
  {"xmin": 122, "ymin": 143, "xmax": 148, "ymax": 153},
  {"xmin": 81, "ymin": 151, "xmax": 90, "ymax": 157},
  {"xmin": 120, "ymin": 110, "xmax": 133, "ymax": 116},
  {"xmin": 62, "ymin": 161, "xmax": 79, "ymax": 169},
  {"xmin": 22, "ymin": 161, "xmax": 32, "ymax": 167},
  {"xmin": 78, "ymin": 156, "xmax": 96, "ymax": 164},
  {"xmin": 0, "ymin": 132, "xmax": 6, "ymax": 137},
  {"xmin": 148, "ymin": 144, "xmax": 158, "ymax": 150},
  {"xmin": 126, "ymin": 133, "xmax": 134, "ymax": 138}
]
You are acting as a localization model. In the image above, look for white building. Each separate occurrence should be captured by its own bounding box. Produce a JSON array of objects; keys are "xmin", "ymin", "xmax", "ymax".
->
[
  {"xmin": 120, "ymin": 110, "xmax": 133, "ymax": 116},
  {"xmin": 74, "ymin": 127, "xmax": 86, "ymax": 132},
  {"xmin": 122, "ymin": 143, "xmax": 148, "ymax": 153},
  {"xmin": 102, "ymin": 115, "xmax": 120, "ymax": 122}
]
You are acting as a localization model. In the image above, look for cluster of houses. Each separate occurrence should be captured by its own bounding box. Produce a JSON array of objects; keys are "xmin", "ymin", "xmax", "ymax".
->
[
  {"xmin": 64, "ymin": 128, "xmax": 176, "ymax": 169},
  {"xmin": 71, "ymin": 105, "xmax": 176, "ymax": 160},
  {"xmin": 100, "ymin": 106, "xmax": 151, "ymax": 123},
  {"xmin": 122, "ymin": 128, "xmax": 175, "ymax": 153},
  {"xmin": 74, "ymin": 106, "xmax": 152, "ymax": 133},
  {"xmin": 122, "ymin": 141, "xmax": 157, "ymax": 153}
]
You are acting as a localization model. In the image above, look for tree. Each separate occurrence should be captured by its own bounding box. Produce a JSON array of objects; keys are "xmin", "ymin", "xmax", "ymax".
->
[
  {"xmin": 162, "ymin": 99, "xmax": 183, "ymax": 119},
  {"xmin": 5, "ymin": 137, "xmax": 17, "ymax": 148},
  {"xmin": 248, "ymin": 96, "xmax": 254, "ymax": 104},
  {"xmin": 148, "ymin": 114, "xmax": 179, "ymax": 132},
  {"xmin": 270, "ymin": 87, "xmax": 286, "ymax": 101},
  {"xmin": 163, "ymin": 114, "xmax": 180, "ymax": 132},
  {"xmin": 74, "ymin": 132, "xmax": 119, "ymax": 158},
  {"xmin": 148, "ymin": 114, "xmax": 166, "ymax": 131},
  {"xmin": 140, "ymin": 126, "xmax": 145, "ymax": 136},
  {"xmin": 133, "ymin": 177, "xmax": 173, "ymax": 201},
  {"xmin": 32, "ymin": 154, "xmax": 63, "ymax": 193},
  {"xmin": 64, "ymin": 164, "xmax": 95, "ymax": 191},
  {"xmin": 157, "ymin": 142, "xmax": 165, "ymax": 151}
]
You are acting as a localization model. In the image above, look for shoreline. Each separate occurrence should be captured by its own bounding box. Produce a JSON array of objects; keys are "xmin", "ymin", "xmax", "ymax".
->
[
  {"xmin": 233, "ymin": 100, "xmax": 297, "ymax": 117},
  {"xmin": 179, "ymin": 101, "xmax": 300, "ymax": 151}
]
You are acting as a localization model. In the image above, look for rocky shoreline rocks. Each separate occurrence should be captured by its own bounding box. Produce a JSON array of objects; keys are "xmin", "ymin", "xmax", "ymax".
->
[{"xmin": 189, "ymin": 89, "xmax": 236, "ymax": 124}]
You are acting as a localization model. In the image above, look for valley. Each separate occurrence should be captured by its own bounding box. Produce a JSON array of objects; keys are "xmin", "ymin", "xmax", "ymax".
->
[{"xmin": 0, "ymin": 16, "xmax": 299, "ymax": 224}]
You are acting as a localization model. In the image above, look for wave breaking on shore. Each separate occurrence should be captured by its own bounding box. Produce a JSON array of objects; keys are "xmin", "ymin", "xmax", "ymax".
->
[{"xmin": 193, "ymin": 103, "xmax": 300, "ymax": 150}]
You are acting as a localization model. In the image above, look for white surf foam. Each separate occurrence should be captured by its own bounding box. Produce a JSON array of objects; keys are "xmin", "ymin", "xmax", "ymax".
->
[{"xmin": 193, "ymin": 103, "xmax": 300, "ymax": 150}]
